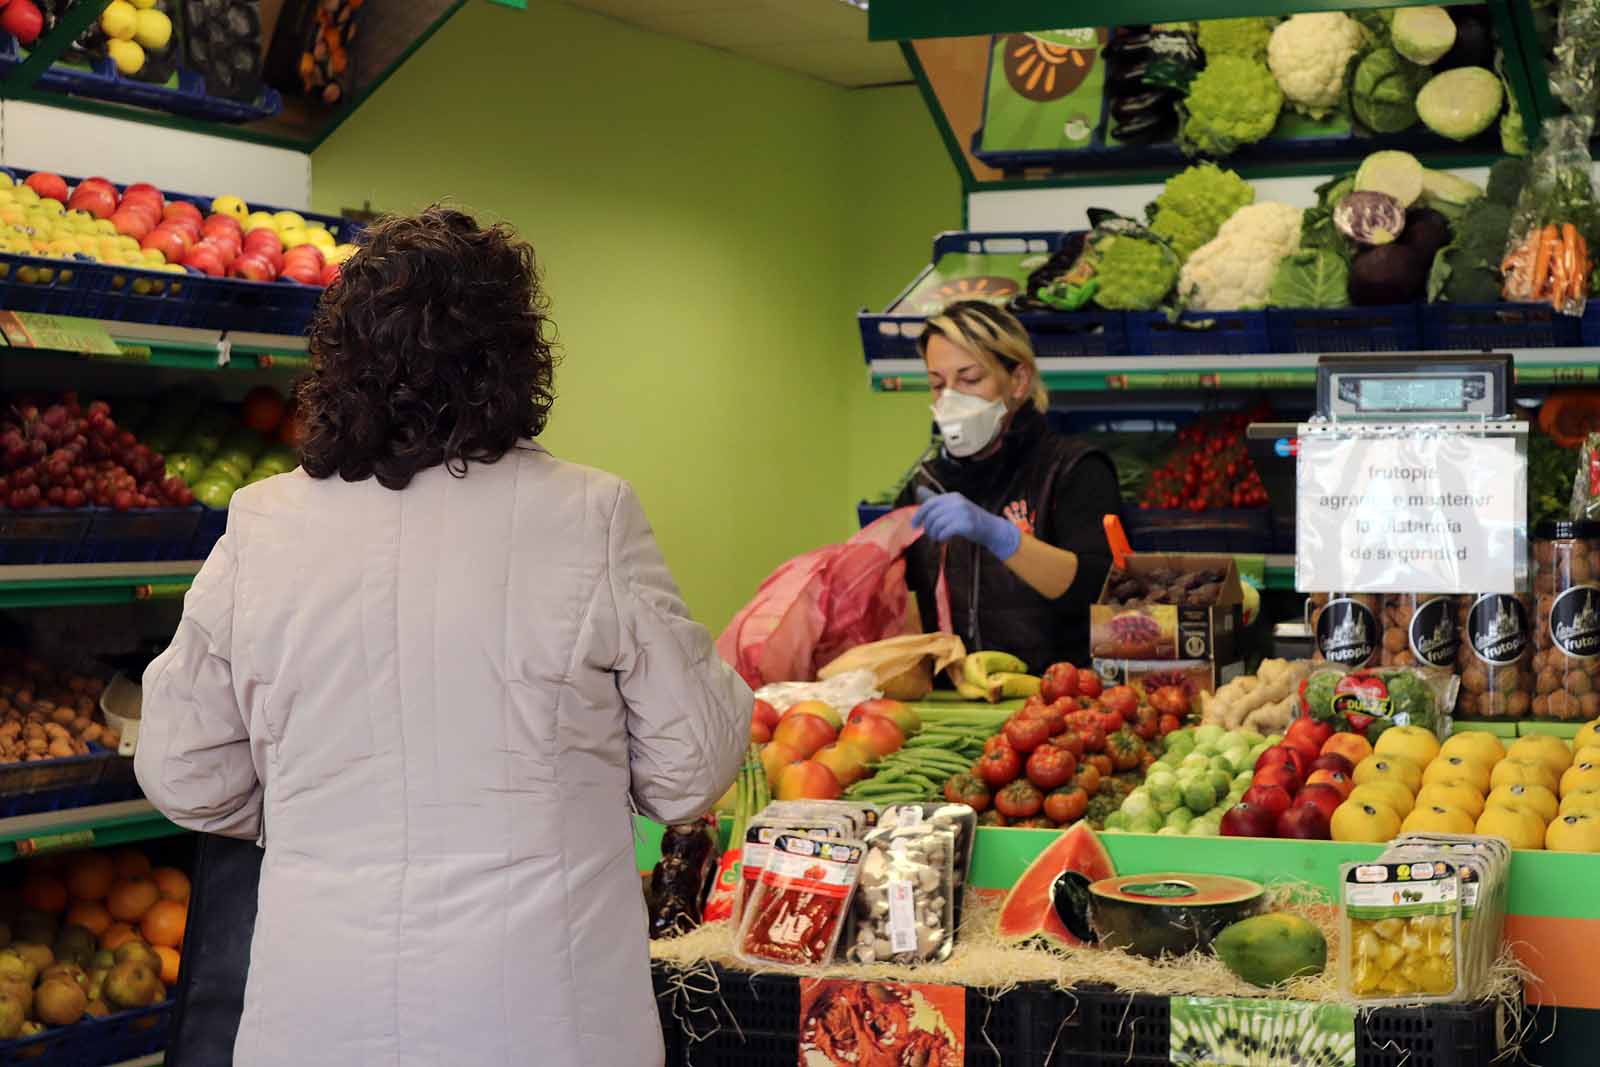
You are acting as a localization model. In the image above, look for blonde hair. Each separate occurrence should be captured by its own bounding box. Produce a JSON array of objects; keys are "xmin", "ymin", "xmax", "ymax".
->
[{"xmin": 918, "ymin": 300, "xmax": 1049, "ymax": 413}]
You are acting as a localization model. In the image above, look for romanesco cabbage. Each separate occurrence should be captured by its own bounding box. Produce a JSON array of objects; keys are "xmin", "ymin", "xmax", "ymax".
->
[
  {"xmin": 1267, "ymin": 12, "xmax": 1367, "ymax": 119},
  {"xmin": 1091, "ymin": 233, "xmax": 1179, "ymax": 311},
  {"xmin": 1179, "ymin": 201, "xmax": 1304, "ymax": 309},
  {"xmin": 1196, "ymin": 18, "xmax": 1273, "ymax": 61},
  {"xmin": 1180, "ymin": 56, "xmax": 1283, "ymax": 158},
  {"xmin": 1150, "ymin": 163, "xmax": 1255, "ymax": 262}
]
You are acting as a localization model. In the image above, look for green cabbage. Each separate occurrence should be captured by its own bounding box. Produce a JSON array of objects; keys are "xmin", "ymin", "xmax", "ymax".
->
[
  {"xmin": 1350, "ymin": 48, "xmax": 1427, "ymax": 134},
  {"xmin": 1179, "ymin": 56, "xmax": 1284, "ymax": 158},
  {"xmin": 1269, "ymin": 249, "xmax": 1350, "ymax": 308}
]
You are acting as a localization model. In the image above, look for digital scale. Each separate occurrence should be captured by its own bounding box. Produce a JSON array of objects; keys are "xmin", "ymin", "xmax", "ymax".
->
[{"xmin": 1247, "ymin": 354, "xmax": 1516, "ymax": 528}]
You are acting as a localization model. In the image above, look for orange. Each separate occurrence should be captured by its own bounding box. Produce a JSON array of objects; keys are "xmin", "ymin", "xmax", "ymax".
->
[
  {"xmin": 139, "ymin": 900, "xmax": 186, "ymax": 949},
  {"xmin": 111, "ymin": 850, "xmax": 151, "ymax": 881},
  {"xmin": 106, "ymin": 878, "xmax": 159, "ymax": 923},
  {"xmin": 150, "ymin": 868, "xmax": 190, "ymax": 904},
  {"xmin": 65, "ymin": 853, "xmax": 116, "ymax": 902},
  {"xmin": 153, "ymin": 945, "xmax": 181, "ymax": 986},
  {"xmin": 20, "ymin": 875, "xmax": 67, "ymax": 915},
  {"xmin": 65, "ymin": 901, "xmax": 112, "ymax": 937},
  {"xmin": 99, "ymin": 923, "xmax": 138, "ymax": 951},
  {"xmin": 1321, "ymin": 733, "xmax": 1373, "ymax": 767}
]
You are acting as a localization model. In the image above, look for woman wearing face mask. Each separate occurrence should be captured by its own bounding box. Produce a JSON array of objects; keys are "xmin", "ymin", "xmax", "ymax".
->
[{"xmin": 897, "ymin": 301, "xmax": 1120, "ymax": 673}]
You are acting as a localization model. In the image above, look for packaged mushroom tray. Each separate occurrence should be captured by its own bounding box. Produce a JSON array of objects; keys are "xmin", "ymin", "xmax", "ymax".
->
[{"xmin": 845, "ymin": 805, "xmax": 976, "ymax": 965}]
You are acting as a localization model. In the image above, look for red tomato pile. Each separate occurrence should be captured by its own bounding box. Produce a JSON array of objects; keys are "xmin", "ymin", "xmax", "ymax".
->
[{"xmin": 1138, "ymin": 407, "xmax": 1271, "ymax": 512}]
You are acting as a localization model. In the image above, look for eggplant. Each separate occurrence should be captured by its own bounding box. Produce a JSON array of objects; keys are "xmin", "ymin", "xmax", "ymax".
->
[
  {"xmin": 1112, "ymin": 110, "xmax": 1179, "ymax": 144},
  {"xmin": 1103, "ymin": 30, "xmax": 1157, "ymax": 63},
  {"xmin": 1104, "ymin": 58, "xmax": 1155, "ymax": 94},
  {"xmin": 1110, "ymin": 90, "xmax": 1176, "ymax": 124}
]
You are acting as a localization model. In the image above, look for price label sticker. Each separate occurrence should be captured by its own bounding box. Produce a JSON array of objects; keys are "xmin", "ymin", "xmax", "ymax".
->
[{"xmin": 887, "ymin": 878, "xmax": 918, "ymax": 954}]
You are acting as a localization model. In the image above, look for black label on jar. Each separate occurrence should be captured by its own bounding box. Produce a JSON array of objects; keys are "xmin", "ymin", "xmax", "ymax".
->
[
  {"xmin": 1468, "ymin": 594, "xmax": 1530, "ymax": 666},
  {"xmin": 1550, "ymin": 585, "xmax": 1600, "ymax": 660},
  {"xmin": 1407, "ymin": 597, "xmax": 1461, "ymax": 668},
  {"xmin": 1317, "ymin": 597, "xmax": 1377, "ymax": 667}
]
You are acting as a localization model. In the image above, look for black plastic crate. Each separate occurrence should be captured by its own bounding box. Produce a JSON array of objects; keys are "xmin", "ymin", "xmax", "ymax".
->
[
  {"xmin": 0, "ymin": 510, "xmax": 91, "ymax": 565},
  {"xmin": 190, "ymin": 506, "xmax": 229, "ymax": 559},
  {"xmin": 0, "ymin": 1001, "xmax": 171, "ymax": 1064},
  {"xmin": 1122, "ymin": 506, "xmax": 1274, "ymax": 554},
  {"xmin": 1357, "ymin": 1000, "xmax": 1514, "ymax": 1067}
]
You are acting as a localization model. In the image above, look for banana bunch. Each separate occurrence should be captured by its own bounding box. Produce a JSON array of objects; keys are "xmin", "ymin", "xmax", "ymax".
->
[{"xmin": 956, "ymin": 650, "xmax": 1041, "ymax": 703}]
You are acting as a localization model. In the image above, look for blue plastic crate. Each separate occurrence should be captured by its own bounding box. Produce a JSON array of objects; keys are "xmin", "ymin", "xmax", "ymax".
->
[
  {"xmin": 1121, "ymin": 505, "xmax": 1273, "ymax": 553},
  {"xmin": 1423, "ymin": 303, "xmax": 1581, "ymax": 350},
  {"xmin": 1125, "ymin": 310, "xmax": 1270, "ymax": 356},
  {"xmin": 0, "ymin": 510, "xmax": 92, "ymax": 565},
  {"xmin": 1267, "ymin": 305, "xmax": 1423, "ymax": 353},
  {"xmin": 0, "ymin": 1001, "xmax": 171, "ymax": 1065},
  {"xmin": 1580, "ymin": 303, "xmax": 1600, "ymax": 347},
  {"xmin": 0, "ymin": 746, "xmax": 109, "ymax": 801},
  {"xmin": 190, "ymin": 506, "xmax": 228, "ymax": 559},
  {"xmin": 79, "ymin": 507, "xmax": 202, "ymax": 564},
  {"xmin": 0, "ymin": 253, "xmax": 99, "ymax": 317}
]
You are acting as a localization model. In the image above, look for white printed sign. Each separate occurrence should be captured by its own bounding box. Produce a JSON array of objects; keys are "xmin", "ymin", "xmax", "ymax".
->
[{"xmin": 1296, "ymin": 429, "xmax": 1525, "ymax": 594}]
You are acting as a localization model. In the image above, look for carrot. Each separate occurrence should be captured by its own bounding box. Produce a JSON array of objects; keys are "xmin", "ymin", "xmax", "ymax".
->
[
  {"xmin": 1503, "ymin": 235, "xmax": 1536, "ymax": 300},
  {"xmin": 1532, "ymin": 224, "xmax": 1560, "ymax": 297},
  {"xmin": 1575, "ymin": 234, "xmax": 1591, "ymax": 304},
  {"xmin": 1550, "ymin": 243, "xmax": 1569, "ymax": 310}
]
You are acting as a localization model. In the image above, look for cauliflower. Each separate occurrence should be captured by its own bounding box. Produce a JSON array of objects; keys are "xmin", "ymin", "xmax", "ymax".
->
[
  {"xmin": 1180, "ymin": 56, "xmax": 1283, "ymax": 157},
  {"xmin": 1150, "ymin": 163, "xmax": 1255, "ymax": 262},
  {"xmin": 1179, "ymin": 203, "xmax": 1304, "ymax": 310},
  {"xmin": 1267, "ymin": 12, "xmax": 1367, "ymax": 119},
  {"xmin": 1091, "ymin": 233, "xmax": 1178, "ymax": 311}
]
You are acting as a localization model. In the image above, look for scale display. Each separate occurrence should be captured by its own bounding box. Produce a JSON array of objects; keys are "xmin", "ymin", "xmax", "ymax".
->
[{"xmin": 1315, "ymin": 355, "xmax": 1511, "ymax": 420}]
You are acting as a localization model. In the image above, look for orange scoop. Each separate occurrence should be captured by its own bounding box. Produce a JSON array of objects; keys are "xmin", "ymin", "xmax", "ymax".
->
[{"xmin": 1103, "ymin": 514, "xmax": 1132, "ymax": 570}]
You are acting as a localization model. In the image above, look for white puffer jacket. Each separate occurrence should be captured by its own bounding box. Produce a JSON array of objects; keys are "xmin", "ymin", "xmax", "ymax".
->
[{"xmin": 136, "ymin": 442, "xmax": 750, "ymax": 1066}]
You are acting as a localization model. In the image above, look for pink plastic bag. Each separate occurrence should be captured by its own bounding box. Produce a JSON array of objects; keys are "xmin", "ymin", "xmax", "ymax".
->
[{"xmin": 716, "ymin": 508, "xmax": 931, "ymax": 688}]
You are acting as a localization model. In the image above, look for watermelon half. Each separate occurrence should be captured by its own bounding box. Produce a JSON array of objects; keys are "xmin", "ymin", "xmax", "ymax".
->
[
  {"xmin": 996, "ymin": 823, "xmax": 1115, "ymax": 948},
  {"xmin": 1055, "ymin": 872, "xmax": 1265, "ymax": 959}
]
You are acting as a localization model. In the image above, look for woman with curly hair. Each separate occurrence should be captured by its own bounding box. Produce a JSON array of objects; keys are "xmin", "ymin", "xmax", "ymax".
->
[{"xmin": 135, "ymin": 205, "xmax": 751, "ymax": 1066}]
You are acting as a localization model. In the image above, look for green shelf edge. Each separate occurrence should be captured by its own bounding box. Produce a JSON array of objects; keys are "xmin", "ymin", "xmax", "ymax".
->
[
  {"xmin": 0, "ymin": 574, "xmax": 195, "ymax": 609},
  {"xmin": 0, "ymin": 802, "xmax": 182, "ymax": 865}
]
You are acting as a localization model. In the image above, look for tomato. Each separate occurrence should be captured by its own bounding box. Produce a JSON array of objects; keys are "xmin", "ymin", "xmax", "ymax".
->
[
  {"xmin": 1075, "ymin": 724, "xmax": 1106, "ymax": 754},
  {"xmin": 943, "ymin": 772, "xmax": 991, "ymax": 813},
  {"xmin": 1101, "ymin": 685, "xmax": 1139, "ymax": 719},
  {"xmin": 1148, "ymin": 685, "xmax": 1190, "ymax": 718},
  {"xmin": 975, "ymin": 746, "xmax": 1022, "ymax": 788},
  {"xmin": 1049, "ymin": 731, "xmax": 1085, "ymax": 759},
  {"xmin": 1085, "ymin": 753, "xmax": 1113, "ymax": 778},
  {"xmin": 1040, "ymin": 662, "xmax": 1078, "ymax": 703},
  {"xmin": 1025, "ymin": 744, "xmax": 1077, "ymax": 790},
  {"xmin": 1130, "ymin": 707, "xmax": 1159, "ymax": 742},
  {"xmin": 1012, "ymin": 817, "xmax": 1056, "ymax": 829},
  {"xmin": 994, "ymin": 779, "xmax": 1043, "ymax": 820},
  {"xmin": 1073, "ymin": 762, "xmax": 1102, "ymax": 797},
  {"xmin": 1043, "ymin": 785, "xmax": 1089, "ymax": 825},
  {"xmin": 1097, "ymin": 709, "xmax": 1126, "ymax": 736},
  {"xmin": 1022, "ymin": 699, "xmax": 1068, "ymax": 737},
  {"xmin": 1158, "ymin": 713, "xmax": 1182, "ymax": 736},
  {"xmin": 1002, "ymin": 715, "xmax": 1051, "ymax": 754},
  {"xmin": 976, "ymin": 810, "xmax": 1007, "ymax": 827},
  {"xmin": 1075, "ymin": 669, "xmax": 1103, "ymax": 699},
  {"xmin": 983, "ymin": 734, "xmax": 1014, "ymax": 757}
]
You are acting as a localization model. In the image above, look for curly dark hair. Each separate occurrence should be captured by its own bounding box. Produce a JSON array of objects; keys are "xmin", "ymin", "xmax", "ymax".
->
[{"xmin": 298, "ymin": 204, "xmax": 556, "ymax": 490}]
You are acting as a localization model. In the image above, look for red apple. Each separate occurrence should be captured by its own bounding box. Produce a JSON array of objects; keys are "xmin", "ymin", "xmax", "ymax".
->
[
  {"xmin": 283, "ymin": 244, "xmax": 325, "ymax": 270},
  {"xmin": 0, "ymin": 1, "xmax": 44, "ymax": 47},
  {"xmin": 751, "ymin": 699, "xmax": 780, "ymax": 732},
  {"xmin": 846, "ymin": 698, "xmax": 918, "ymax": 739},
  {"xmin": 229, "ymin": 253, "xmax": 277, "ymax": 282},
  {"xmin": 1285, "ymin": 716, "xmax": 1334, "ymax": 757},
  {"xmin": 202, "ymin": 214, "xmax": 243, "ymax": 240},
  {"xmin": 23, "ymin": 172, "xmax": 67, "ymax": 203},
  {"xmin": 163, "ymin": 201, "xmax": 204, "ymax": 228},
  {"xmin": 181, "ymin": 244, "xmax": 225, "ymax": 277},
  {"xmin": 750, "ymin": 719, "xmax": 771, "ymax": 744},
  {"xmin": 121, "ymin": 182, "xmax": 163, "ymax": 208},
  {"xmin": 1277, "ymin": 803, "xmax": 1332, "ymax": 840},
  {"xmin": 67, "ymin": 186, "xmax": 118, "ymax": 220},
  {"xmin": 776, "ymin": 759, "xmax": 842, "ymax": 801},
  {"xmin": 1293, "ymin": 783, "xmax": 1346, "ymax": 822},
  {"xmin": 142, "ymin": 226, "xmax": 192, "ymax": 263},
  {"xmin": 1308, "ymin": 752, "xmax": 1355, "ymax": 778},
  {"xmin": 109, "ymin": 209, "xmax": 153, "ymax": 240},
  {"xmin": 1251, "ymin": 764, "xmax": 1302, "ymax": 796},
  {"xmin": 1241, "ymin": 783, "xmax": 1293, "ymax": 817},
  {"xmin": 770, "ymin": 712, "xmax": 837, "ymax": 758},
  {"xmin": 75, "ymin": 176, "xmax": 116, "ymax": 199},
  {"xmin": 1256, "ymin": 744, "xmax": 1308, "ymax": 780},
  {"xmin": 759, "ymin": 741, "xmax": 803, "ymax": 785},
  {"xmin": 1220, "ymin": 802, "xmax": 1278, "ymax": 838},
  {"xmin": 1305, "ymin": 769, "xmax": 1354, "ymax": 799},
  {"xmin": 280, "ymin": 261, "xmax": 322, "ymax": 286},
  {"xmin": 200, "ymin": 232, "xmax": 241, "ymax": 264},
  {"xmin": 319, "ymin": 262, "xmax": 340, "ymax": 287},
  {"xmin": 243, "ymin": 228, "xmax": 283, "ymax": 256},
  {"xmin": 838, "ymin": 717, "xmax": 904, "ymax": 759}
]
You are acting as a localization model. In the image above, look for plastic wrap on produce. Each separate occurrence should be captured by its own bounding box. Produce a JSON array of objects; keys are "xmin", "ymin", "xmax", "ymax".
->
[
  {"xmin": 1553, "ymin": 1, "xmax": 1600, "ymax": 119},
  {"xmin": 754, "ymin": 670, "xmax": 882, "ymax": 715},
  {"xmin": 1295, "ymin": 420, "xmax": 1528, "ymax": 595},
  {"xmin": 1503, "ymin": 116, "xmax": 1596, "ymax": 315}
]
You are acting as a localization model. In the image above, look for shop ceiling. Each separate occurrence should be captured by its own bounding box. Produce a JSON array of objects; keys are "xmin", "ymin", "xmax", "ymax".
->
[{"xmin": 562, "ymin": 0, "xmax": 910, "ymax": 87}]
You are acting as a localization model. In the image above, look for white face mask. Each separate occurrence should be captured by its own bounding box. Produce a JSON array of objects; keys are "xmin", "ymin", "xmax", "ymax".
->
[{"xmin": 931, "ymin": 390, "xmax": 1008, "ymax": 458}]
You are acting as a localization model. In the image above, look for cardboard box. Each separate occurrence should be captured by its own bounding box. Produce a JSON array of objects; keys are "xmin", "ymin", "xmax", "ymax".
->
[
  {"xmin": 1091, "ymin": 553, "xmax": 1244, "ymax": 664},
  {"xmin": 1092, "ymin": 658, "xmax": 1245, "ymax": 696}
]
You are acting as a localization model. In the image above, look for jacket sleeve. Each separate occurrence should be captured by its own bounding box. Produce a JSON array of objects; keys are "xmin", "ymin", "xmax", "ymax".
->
[
  {"xmin": 134, "ymin": 527, "xmax": 262, "ymax": 840},
  {"xmin": 608, "ymin": 481, "xmax": 751, "ymax": 824}
]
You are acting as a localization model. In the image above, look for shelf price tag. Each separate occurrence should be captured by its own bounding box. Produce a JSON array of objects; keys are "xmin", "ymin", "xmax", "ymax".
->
[
  {"xmin": 15, "ymin": 830, "xmax": 95, "ymax": 857},
  {"xmin": 1295, "ymin": 424, "xmax": 1527, "ymax": 594},
  {"xmin": 0, "ymin": 312, "xmax": 122, "ymax": 357}
]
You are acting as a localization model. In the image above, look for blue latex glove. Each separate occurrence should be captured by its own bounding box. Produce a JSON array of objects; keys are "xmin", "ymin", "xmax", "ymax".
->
[{"xmin": 912, "ymin": 489, "xmax": 1021, "ymax": 561}]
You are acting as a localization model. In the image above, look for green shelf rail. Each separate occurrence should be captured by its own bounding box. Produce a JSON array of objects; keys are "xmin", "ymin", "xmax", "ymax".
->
[
  {"xmin": 0, "ymin": 800, "xmax": 181, "ymax": 865},
  {"xmin": 0, "ymin": 317, "xmax": 307, "ymax": 374},
  {"xmin": 872, "ymin": 0, "xmax": 1456, "ymax": 40},
  {"xmin": 0, "ymin": 563, "xmax": 199, "ymax": 609}
]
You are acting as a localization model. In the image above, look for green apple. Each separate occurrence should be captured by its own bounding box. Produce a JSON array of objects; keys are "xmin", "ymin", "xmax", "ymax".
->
[
  {"xmin": 216, "ymin": 448, "xmax": 255, "ymax": 474},
  {"xmin": 165, "ymin": 453, "xmax": 205, "ymax": 484},
  {"xmin": 192, "ymin": 480, "xmax": 235, "ymax": 510},
  {"xmin": 180, "ymin": 430, "xmax": 222, "ymax": 458},
  {"xmin": 202, "ymin": 460, "xmax": 244, "ymax": 485},
  {"xmin": 223, "ymin": 429, "xmax": 266, "ymax": 459}
]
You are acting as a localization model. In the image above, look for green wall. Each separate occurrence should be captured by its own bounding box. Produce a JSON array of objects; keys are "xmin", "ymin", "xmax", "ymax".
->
[{"xmin": 312, "ymin": 0, "xmax": 954, "ymax": 630}]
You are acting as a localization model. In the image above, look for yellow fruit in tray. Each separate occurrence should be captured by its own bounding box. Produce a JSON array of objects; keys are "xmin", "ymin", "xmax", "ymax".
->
[
  {"xmin": 1415, "ymin": 783, "xmax": 1485, "ymax": 819},
  {"xmin": 245, "ymin": 211, "xmax": 277, "ymax": 234},
  {"xmin": 1560, "ymin": 787, "xmax": 1600, "ymax": 816},
  {"xmin": 1575, "ymin": 719, "xmax": 1600, "ymax": 752},
  {"xmin": 106, "ymin": 38, "xmax": 144, "ymax": 75},
  {"xmin": 278, "ymin": 226, "xmax": 310, "ymax": 249},
  {"xmin": 14, "ymin": 185, "xmax": 38, "ymax": 205},
  {"xmin": 1561, "ymin": 761, "xmax": 1600, "ymax": 797},
  {"xmin": 328, "ymin": 242, "xmax": 358, "ymax": 265},
  {"xmin": 1355, "ymin": 754, "xmax": 1423, "ymax": 794},
  {"xmin": 1440, "ymin": 731, "xmax": 1507, "ymax": 767},
  {"xmin": 1349, "ymin": 780, "xmax": 1415, "ymax": 818},
  {"xmin": 1478, "ymin": 803, "xmax": 1546, "ymax": 849},
  {"xmin": 1488, "ymin": 783, "xmax": 1559, "ymax": 823},
  {"xmin": 1547, "ymin": 812, "xmax": 1600, "ymax": 852},
  {"xmin": 307, "ymin": 228, "xmax": 336, "ymax": 252},
  {"xmin": 1491, "ymin": 758, "xmax": 1559, "ymax": 794},
  {"xmin": 1332, "ymin": 799, "xmax": 1403, "ymax": 843},
  {"xmin": 100, "ymin": 0, "xmax": 137, "ymax": 40},
  {"xmin": 1508, "ymin": 736, "xmax": 1574, "ymax": 779},
  {"xmin": 1422, "ymin": 754, "xmax": 1492, "ymax": 794},
  {"xmin": 273, "ymin": 210, "xmax": 306, "ymax": 231},
  {"xmin": 133, "ymin": 9, "xmax": 171, "ymax": 50},
  {"xmin": 1375, "ymin": 726, "xmax": 1441, "ymax": 770},
  {"xmin": 211, "ymin": 196, "xmax": 249, "ymax": 223},
  {"xmin": 1402, "ymin": 804, "xmax": 1476, "ymax": 835}
]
